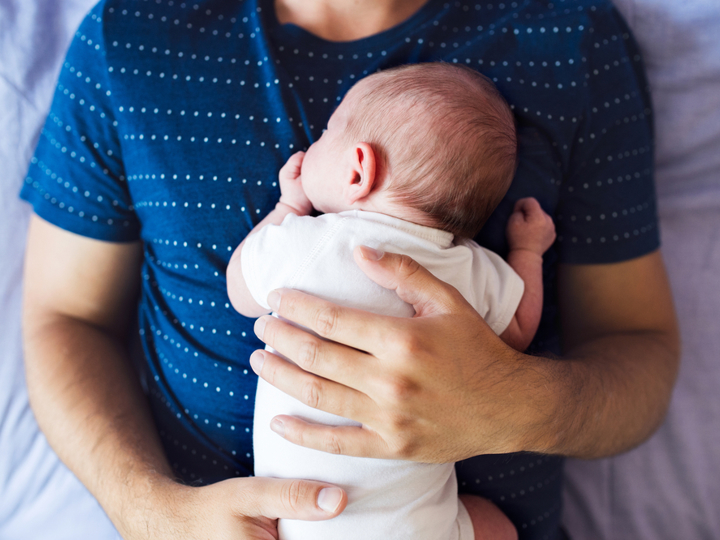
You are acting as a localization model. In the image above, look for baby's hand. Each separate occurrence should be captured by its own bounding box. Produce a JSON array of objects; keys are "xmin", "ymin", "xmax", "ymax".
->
[
  {"xmin": 506, "ymin": 197, "xmax": 556, "ymax": 256},
  {"xmin": 278, "ymin": 151, "xmax": 313, "ymax": 215}
]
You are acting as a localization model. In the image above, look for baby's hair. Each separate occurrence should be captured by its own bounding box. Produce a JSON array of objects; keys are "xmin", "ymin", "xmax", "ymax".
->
[{"xmin": 342, "ymin": 63, "xmax": 518, "ymax": 238}]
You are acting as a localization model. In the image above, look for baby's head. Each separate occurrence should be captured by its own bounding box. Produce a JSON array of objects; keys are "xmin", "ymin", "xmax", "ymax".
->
[{"xmin": 300, "ymin": 63, "xmax": 517, "ymax": 237}]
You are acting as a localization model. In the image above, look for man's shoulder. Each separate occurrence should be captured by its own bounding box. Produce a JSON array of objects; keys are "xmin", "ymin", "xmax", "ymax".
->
[
  {"xmin": 517, "ymin": 0, "xmax": 621, "ymax": 24},
  {"xmin": 97, "ymin": 0, "xmax": 258, "ymax": 37}
]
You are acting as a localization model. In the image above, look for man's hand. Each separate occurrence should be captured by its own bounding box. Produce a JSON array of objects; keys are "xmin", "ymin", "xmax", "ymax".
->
[
  {"xmin": 248, "ymin": 246, "xmax": 553, "ymax": 463},
  {"xmin": 278, "ymin": 151, "xmax": 312, "ymax": 216},
  {"xmin": 248, "ymin": 246, "xmax": 679, "ymax": 462},
  {"xmin": 118, "ymin": 475, "xmax": 346, "ymax": 540}
]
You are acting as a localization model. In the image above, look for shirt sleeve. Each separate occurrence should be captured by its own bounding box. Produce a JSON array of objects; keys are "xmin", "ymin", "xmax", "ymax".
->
[
  {"xmin": 19, "ymin": 1, "xmax": 140, "ymax": 242},
  {"xmin": 555, "ymin": 3, "xmax": 659, "ymax": 264},
  {"xmin": 241, "ymin": 213, "xmax": 338, "ymax": 310}
]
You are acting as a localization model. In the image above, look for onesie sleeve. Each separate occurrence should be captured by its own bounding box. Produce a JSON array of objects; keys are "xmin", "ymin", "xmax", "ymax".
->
[
  {"xmin": 462, "ymin": 239, "xmax": 525, "ymax": 335},
  {"xmin": 19, "ymin": 2, "xmax": 140, "ymax": 242},
  {"xmin": 241, "ymin": 213, "xmax": 339, "ymax": 310}
]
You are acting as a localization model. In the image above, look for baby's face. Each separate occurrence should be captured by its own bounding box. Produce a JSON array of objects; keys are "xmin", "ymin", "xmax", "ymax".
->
[{"xmin": 300, "ymin": 85, "xmax": 360, "ymax": 213}]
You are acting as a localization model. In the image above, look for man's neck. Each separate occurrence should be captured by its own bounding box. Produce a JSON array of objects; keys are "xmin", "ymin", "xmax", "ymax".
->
[{"xmin": 274, "ymin": 0, "xmax": 430, "ymax": 42}]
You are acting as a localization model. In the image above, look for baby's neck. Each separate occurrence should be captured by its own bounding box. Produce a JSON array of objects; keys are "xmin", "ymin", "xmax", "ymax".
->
[{"xmin": 348, "ymin": 197, "xmax": 438, "ymax": 230}]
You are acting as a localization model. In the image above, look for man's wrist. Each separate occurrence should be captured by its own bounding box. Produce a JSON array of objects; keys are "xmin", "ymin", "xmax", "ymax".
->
[
  {"xmin": 110, "ymin": 471, "xmax": 190, "ymax": 539},
  {"xmin": 504, "ymin": 351, "xmax": 574, "ymax": 456}
]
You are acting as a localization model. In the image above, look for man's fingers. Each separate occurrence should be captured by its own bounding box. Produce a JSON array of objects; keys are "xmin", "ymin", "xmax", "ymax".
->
[
  {"xmin": 353, "ymin": 246, "xmax": 463, "ymax": 317},
  {"xmin": 238, "ymin": 476, "xmax": 346, "ymax": 520},
  {"xmin": 263, "ymin": 289, "xmax": 395, "ymax": 355},
  {"xmin": 250, "ymin": 348, "xmax": 376, "ymax": 422},
  {"xmin": 254, "ymin": 314, "xmax": 381, "ymax": 387},
  {"xmin": 269, "ymin": 415, "xmax": 389, "ymax": 459}
]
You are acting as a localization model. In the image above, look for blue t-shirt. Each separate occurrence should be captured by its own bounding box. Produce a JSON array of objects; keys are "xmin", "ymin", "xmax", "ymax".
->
[{"xmin": 20, "ymin": 1, "xmax": 658, "ymax": 538}]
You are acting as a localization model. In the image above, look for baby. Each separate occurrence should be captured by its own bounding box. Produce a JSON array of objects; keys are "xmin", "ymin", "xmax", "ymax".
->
[{"xmin": 227, "ymin": 63, "xmax": 556, "ymax": 540}]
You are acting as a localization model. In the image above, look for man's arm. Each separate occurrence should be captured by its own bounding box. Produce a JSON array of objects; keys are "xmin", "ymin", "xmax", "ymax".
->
[
  {"xmin": 23, "ymin": 216, "xmax": 177, "ymax": 537},
  {"xmin": 244, "ymin": 246, "xmax": 679, "ymax": 461},
  {"xmin": 23, "ymin": 215, "xmax": 346, "ymax": 540},
  {"xmin": 554, "ymin": 251, "xmax": 680, "ymax": 456}
]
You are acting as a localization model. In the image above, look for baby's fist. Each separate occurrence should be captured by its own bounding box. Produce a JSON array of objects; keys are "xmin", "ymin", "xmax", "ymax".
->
[
  {"xmin": 506, "ymin": 197, "xmax": 556, "ymax": 256},
  {"xmin": 278, "ymin": 151, "xmax": 312, "ymax": 215}
]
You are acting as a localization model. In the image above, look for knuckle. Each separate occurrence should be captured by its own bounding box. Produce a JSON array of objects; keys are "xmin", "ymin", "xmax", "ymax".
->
[
  {"xmin": 383, "ymin": 374, "xmax": 417, "ymax": 402},
  {"xmin": 322, "ymin": 431, "xmax": 344, "ymax": 455},
  {"xmin": 394, "ymin": 438, "xmax": 419, "ymax": 460},
  {"xmin": 382, "ymin": 419, "xmax": 418, "ymax": 459},
  {"xmin": 282, "ymin": 480, "xmax": 309, "ymax": 514},
  {"xmin": 397, "ymin": 254, "xmax": 421, "ymax": 279},
  {"xmin": 393, "ymin": 330, "xmax": 424, "ymax": 358},
  {"xmin": 297, "ymin": 338, "xmax": 321, "ymax": 371},
  {"xmin": 314, "ymin": 305, "xmax": 341, "ymax": 337},
  {"xmin": 300, "ymin": 378, "xmax": 323, "ymax": 409}
]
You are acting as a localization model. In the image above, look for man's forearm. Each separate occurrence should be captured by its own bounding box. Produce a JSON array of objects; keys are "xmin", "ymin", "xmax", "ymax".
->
[
  {"xmin": 24, "ymin": 314, "xmax": 178, "ymax": 537},
  {"xmin": 528, "ymin": 252, "xmax": 681, "ymax": 459},
  {"xmin": 525, "ymin": 329, "xmax": 679, "ymax": 459}
]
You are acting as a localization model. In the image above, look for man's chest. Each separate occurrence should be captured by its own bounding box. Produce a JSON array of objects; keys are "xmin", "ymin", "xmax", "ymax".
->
[{"xmin": 102, "ymin": 0, "xmax": 576, "ymax": 249}]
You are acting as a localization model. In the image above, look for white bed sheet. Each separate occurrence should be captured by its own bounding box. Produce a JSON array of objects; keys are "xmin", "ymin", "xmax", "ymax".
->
[{"xmin": 0, "ymin": 0, "xmax": 118, "ymax": 537}]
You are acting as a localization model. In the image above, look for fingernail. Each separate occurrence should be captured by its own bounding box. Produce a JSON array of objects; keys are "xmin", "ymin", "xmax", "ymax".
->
[
  {"xmin": 359, "ymin": 245, "xmax": 383, "ymax": 261},
  {"xmin": 317, "ymin": 487, "xmax": 343, "ymax": 513},
  {"xmin": 267, "ymin": 290, "xmax": 282, "ymax": 311},
  {"xmin": 270, "ymin": 418, "xmax": 285, "ymax": 437},
  {"xmin": 254, "ymin": 317, "xmax": 267, "ymax": 339},
  {"xmin": 249, "ymin": 350, "xmax": 265, "ymax": 374}
]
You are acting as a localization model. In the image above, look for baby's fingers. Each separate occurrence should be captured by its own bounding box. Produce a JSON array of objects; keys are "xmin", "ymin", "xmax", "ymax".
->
[
  {"xmin": 287, "ymin": 151, "xmax": 305, "ymax": 167},
  {"xmin": 513, "ymin": 197, "xmax": 541, "ymax": 216},
  {"xmin": 279, "ymin": 151, "xmax": 306, "ymax": 179}
]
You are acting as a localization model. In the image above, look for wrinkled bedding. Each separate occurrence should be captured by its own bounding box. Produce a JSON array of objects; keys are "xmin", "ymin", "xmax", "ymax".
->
[{"xmin": 0, "ymin": 0, "xmax": 117, "ymax": 537}]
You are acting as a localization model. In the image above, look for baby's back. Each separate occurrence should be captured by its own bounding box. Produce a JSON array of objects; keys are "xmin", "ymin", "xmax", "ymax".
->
[{"xmin": 245, "ymin": 210, "xmax": 523, "ymax": 540}]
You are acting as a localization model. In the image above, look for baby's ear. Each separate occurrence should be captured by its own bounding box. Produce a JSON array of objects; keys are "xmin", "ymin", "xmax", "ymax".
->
[{"xmin": 346, "ymin": 142, "xmax": 376, "ymax": 204}]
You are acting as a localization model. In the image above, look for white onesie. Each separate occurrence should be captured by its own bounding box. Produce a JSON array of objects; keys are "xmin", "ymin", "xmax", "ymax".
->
[{"xmin": 242, "ymin": 210, "xmax": 524, "ymax": 540}]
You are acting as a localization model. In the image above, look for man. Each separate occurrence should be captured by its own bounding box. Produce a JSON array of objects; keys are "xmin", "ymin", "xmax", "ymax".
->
[{"xmin": 21, "ymin": 0, "xmax": 678, "ymax": 538}]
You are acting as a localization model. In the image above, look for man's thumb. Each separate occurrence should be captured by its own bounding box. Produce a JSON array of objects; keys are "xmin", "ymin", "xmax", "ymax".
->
[
  {"xmin": 243, "ymin": 477, "xmax": 346, "ymax": 521},
  {"xmin": 353, "ymin": 245, "xmax": 461, "ymax": 316}
]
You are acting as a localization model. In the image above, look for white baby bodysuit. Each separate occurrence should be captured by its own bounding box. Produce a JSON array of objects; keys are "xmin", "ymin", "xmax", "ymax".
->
[{"xmin": 242, "ymin": 210, "xmax": 524, "ymax": 540}]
